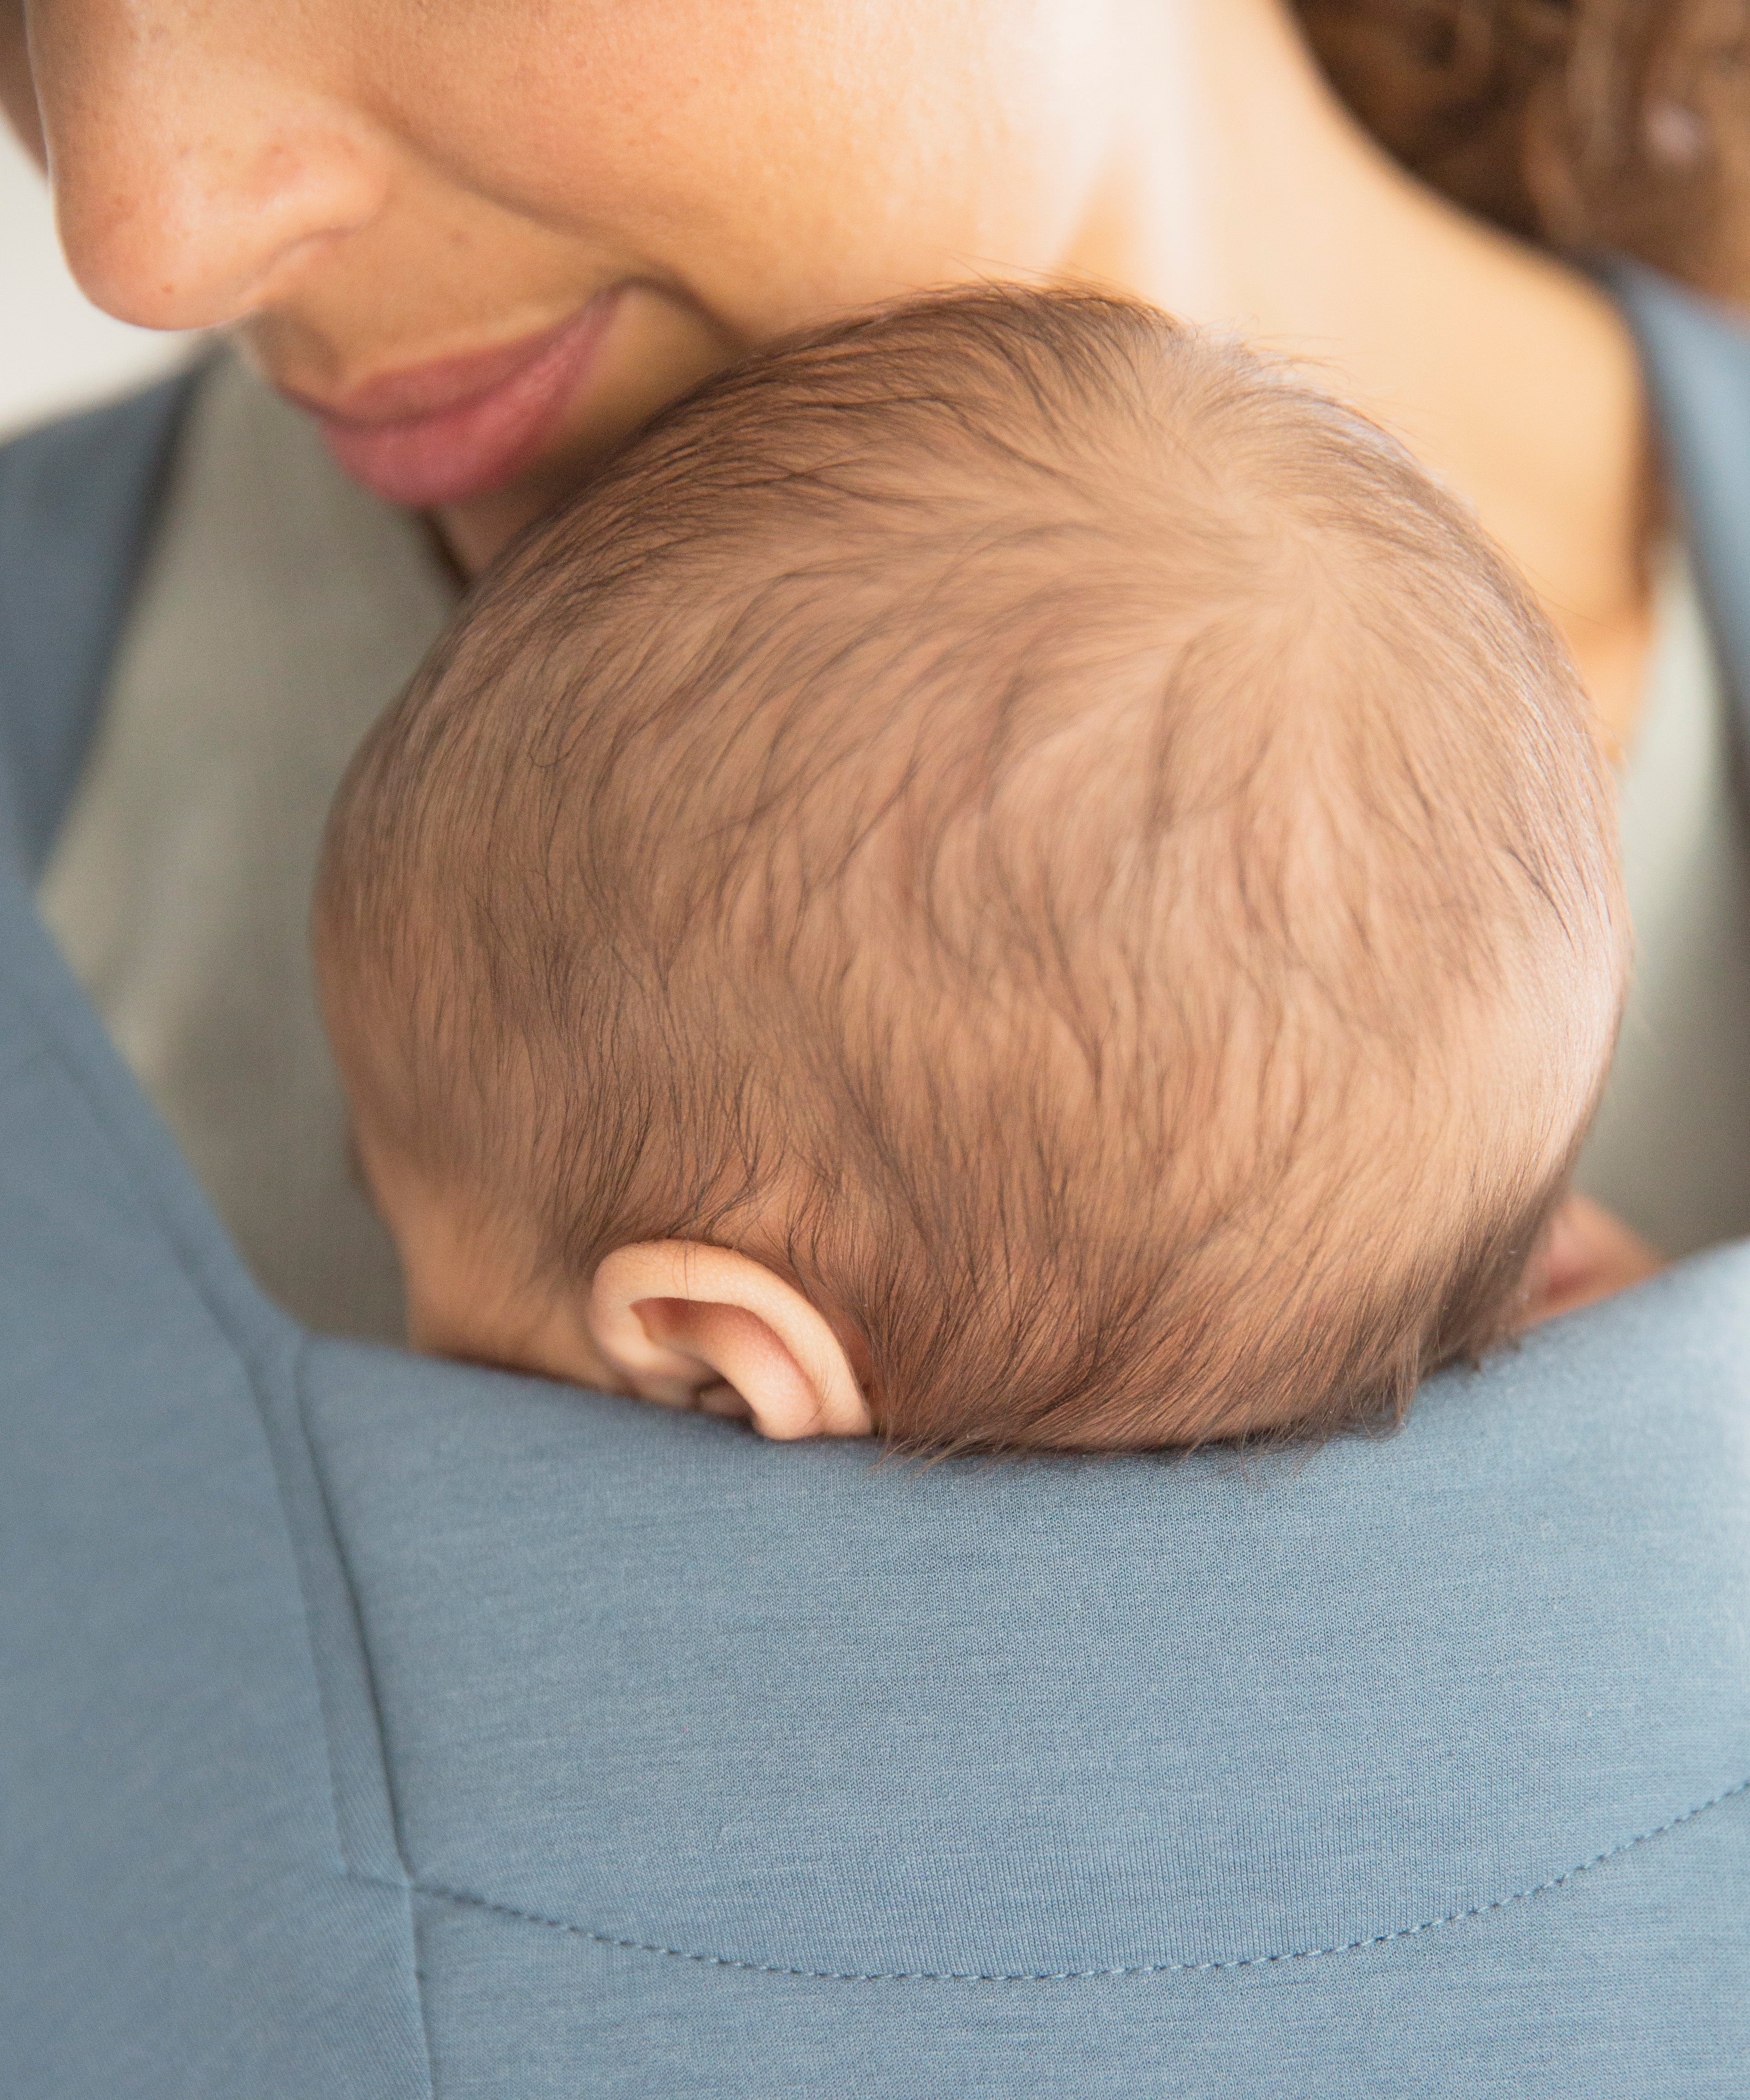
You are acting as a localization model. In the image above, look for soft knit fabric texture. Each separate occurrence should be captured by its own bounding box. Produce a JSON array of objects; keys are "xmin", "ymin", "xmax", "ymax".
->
[{"xmin": 3, "ymin": 765, "xmax": 1750, "ymax": 2096}]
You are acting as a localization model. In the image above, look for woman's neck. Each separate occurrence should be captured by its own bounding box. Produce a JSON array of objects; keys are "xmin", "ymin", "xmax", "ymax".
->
[{"xmin": 1071, "ymin": 0, "xmax": 1653, "ymax": 747}]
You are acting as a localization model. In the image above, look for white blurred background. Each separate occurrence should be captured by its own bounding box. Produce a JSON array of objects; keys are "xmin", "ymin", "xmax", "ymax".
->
[{"xmin": 2, "ymin": 123, "xmax": 193, "ymax": 438}]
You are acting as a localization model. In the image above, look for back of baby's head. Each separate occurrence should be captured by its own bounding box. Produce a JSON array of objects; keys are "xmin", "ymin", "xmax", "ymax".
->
[{"xmin": 319, "ymin": 287, "xmax": 1623, "ymax": 1451}]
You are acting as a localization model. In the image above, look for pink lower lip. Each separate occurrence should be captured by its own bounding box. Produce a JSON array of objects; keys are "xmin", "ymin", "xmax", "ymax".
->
[{"xmin": 298, "ymin": 295, "xmax": 623, "ymax": 510}]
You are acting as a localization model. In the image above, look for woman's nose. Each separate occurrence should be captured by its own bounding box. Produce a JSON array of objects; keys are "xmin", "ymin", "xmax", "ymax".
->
[{"xmin": 33, "ymin": 3, "xmax": 390, "ymax": 333}]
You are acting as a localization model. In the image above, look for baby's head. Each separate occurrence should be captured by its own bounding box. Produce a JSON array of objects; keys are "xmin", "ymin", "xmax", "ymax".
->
[{"xmin": 317, "ymin": 288, "xmax": 1626, "ymax": 1452}]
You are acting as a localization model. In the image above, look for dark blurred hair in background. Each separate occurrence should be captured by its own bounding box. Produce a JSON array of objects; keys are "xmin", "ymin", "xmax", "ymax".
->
[{"xmin": 1297, "ymin": 1, "xmax": 1750, "ymax": 300}]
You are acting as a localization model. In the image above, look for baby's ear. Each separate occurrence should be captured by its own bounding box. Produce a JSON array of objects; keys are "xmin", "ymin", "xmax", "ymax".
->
[{"xmin": 587, "ymin": 1242, "xmax": 873, "ymax": 1441}]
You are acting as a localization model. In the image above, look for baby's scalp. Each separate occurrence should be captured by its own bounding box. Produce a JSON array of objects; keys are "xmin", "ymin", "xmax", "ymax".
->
[{"xmin": 318, "ymin": 286, "xmax": 1625, "ymax": 1452}]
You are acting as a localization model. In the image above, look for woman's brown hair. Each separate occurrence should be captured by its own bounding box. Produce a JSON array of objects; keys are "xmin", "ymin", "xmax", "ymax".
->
[{"xmin": 1296, "ymin": 1, "xmax": 1750, "ymax": 299}]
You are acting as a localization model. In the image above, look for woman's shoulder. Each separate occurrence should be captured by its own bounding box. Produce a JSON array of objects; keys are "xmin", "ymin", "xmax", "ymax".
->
[{"xmin": 0, "ymin": 366, "xmax": 201, "ymax": 872}]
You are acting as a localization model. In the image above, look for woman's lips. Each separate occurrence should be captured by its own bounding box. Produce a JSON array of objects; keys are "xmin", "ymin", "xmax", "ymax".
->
[{"xmin": 288, "ymin": 293, "xmax": 624, "ymax": 510}]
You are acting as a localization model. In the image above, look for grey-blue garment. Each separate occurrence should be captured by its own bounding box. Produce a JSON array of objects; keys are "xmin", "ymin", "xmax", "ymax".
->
[{"xmin": 4, "ymin": 264, "xmax": 1750, "ymax": 2095}]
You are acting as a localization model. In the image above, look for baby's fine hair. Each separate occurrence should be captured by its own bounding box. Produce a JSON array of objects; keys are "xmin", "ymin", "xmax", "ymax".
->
[{"xmin": 319, "ymin": 287, "xmax": 1623, "ymax": 1452}]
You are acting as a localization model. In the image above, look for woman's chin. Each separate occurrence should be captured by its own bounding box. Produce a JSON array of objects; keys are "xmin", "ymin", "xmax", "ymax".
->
[{"xmin": 426, "ymin": 477, "xmax": 570, "ymax": 578}]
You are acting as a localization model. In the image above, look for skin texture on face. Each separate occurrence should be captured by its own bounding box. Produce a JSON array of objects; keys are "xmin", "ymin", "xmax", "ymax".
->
[
  {"xmin": 2, "ymin": 0, "xmax": 1652, "ymax": 745},
  {"xmin": 3, "ymin": 0, "xmax": 1116, "ymax": 568}
]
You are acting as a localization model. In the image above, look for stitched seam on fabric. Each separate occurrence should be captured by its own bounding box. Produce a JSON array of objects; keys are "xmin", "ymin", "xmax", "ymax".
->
[
  {"xmin": 288, "ymin": 1328, "xmax": 351, "ymax": 1879},
  {"xmin": 21, "ymin": 967, "xmax": 364, "ymax": 1887},
  {"xmin": 291, "ymin": 1337, "xmax": 417, "ymax": 1889},
  {"xmin": 380, "ymin": 1775, "xmax": 1750, "ymax": 1982},
  {"xmin": 405, "ymin": 1881, "xmax": 444, "ymax": 2100},
  {"xmin": 23, "ymin": 940, "xmax": 438, "ymax": 2094}
]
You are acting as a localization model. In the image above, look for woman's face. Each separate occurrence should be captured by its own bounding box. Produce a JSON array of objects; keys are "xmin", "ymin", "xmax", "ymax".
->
[{"xmin": 4, "ymin": 0, "xmax": 1129, "ymax": 562}]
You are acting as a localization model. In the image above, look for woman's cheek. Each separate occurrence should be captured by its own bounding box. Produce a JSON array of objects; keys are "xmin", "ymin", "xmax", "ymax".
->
[{"xmin": 377, "ymin": 0, "xmax": 1122, "ymax": 333}]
